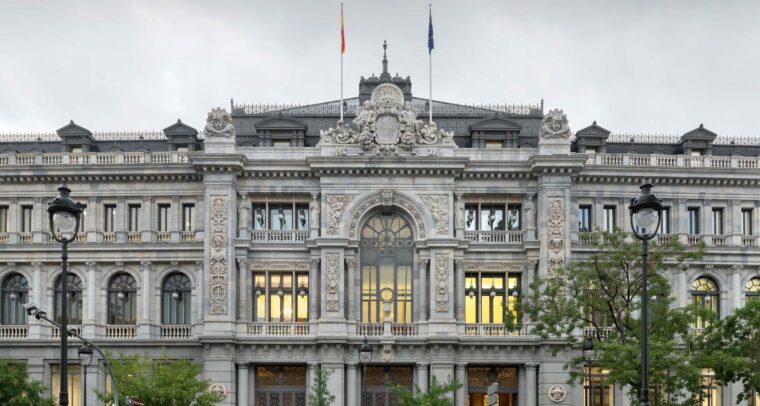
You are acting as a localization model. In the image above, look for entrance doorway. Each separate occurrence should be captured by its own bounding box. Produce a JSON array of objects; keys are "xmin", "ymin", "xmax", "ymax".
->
[
  {"xmin": 361, "ymin": 365, "xmax": 413, "ymax": 406},
  {"xmin": 254, "ymin": 365, "xmax": 307, "ymax": 406},
  {"xmin": 467, "ymin": 366, "xmax": 518, "ymax": 406}
]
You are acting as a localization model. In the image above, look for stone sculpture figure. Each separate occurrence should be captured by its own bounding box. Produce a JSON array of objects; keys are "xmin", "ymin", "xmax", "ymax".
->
[
  {"xmin": 203, "ymin": 108, "xmax": 235, "ymax": 138},
  {"xmin": 538, "ymin": 109, "xmax": 573, "ymax": 140}
]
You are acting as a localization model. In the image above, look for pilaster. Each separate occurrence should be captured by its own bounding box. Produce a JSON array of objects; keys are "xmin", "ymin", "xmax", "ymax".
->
[
  {"xmin": 236, "ymin": 362, "xmax": 249, "ymax": 406},
  {"xmin": 236, "ymin": 257, "xmax": 248, "ymax": 323},
  {"xmin": 454, "ymin": 258, "xmax": 465, "ymax": 323},
  {"xmin": 115, "ymin": 197, "xmax": 126, "ymax": 243},
  {"xmin": 417, "ymin": 257, "xmax": 429, "ymax": 321},
  {"xmin": 237, "ymin": 194, "xmax": 250, "ymax": 240},
  {"xmin": 309, "ymin": 257, "xmax": 320, "ymax": 321},
  {"xmin": 32, "ymin": 197, "xmax": 45, "ymax": 243},
  {"xmin": 526, "ymin": 363, "xmax": 538, "ymax": 406},
  {"xmin": 455, "ymin": 364, "xmax": 466, "ymax": 406},
  {"xmin": 28, "ymin": 262, "xmax": 45, "ymax": 338},
  {"xmin": 83, "ymin": 261, "xmax": 101, "ymax": 338},
  {"xmin": 416, "ymin": 362, "xmax": 429, "ymax": 393},
  {"xmin": 138, "ymin": 260, "xmax": 153, "ymax": 339}
]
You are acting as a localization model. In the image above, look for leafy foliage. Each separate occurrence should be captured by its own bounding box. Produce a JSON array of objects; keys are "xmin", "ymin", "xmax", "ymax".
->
[
  {"xmin": 388, "ymin": 376, "xmax": 462, "ymax": 406},
  {"xmin": 307, "ymin": 366, "xmax": 336, "ymax": 406},
  {"xmin": 521, "ymin": 228, "xmax": 705, "ymax": 405},
  {"xmin": 95, "ymin": 353, "xmax": 221, "ymax": 406},
  {"xmin": 0, "ymin": 360, "xmax": 55, "ymax": 406},
  {"xmin": 692, "ymin": 299, "xmax": 760, "ymax": 402}
]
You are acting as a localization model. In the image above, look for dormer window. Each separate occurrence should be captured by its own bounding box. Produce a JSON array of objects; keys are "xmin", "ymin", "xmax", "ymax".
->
[
  {"xmin": 71, "ymin": 147, "xmax": 83, "ymax": 154},
  {"xmin": 691, "ymin": 150, "xmax": 703, "ymax": 156},
  {"xmin": 485, "ymin": 140, "xmax": 502, "ymax": 149},
  {"xmin": 585, "ymin": 147, "xmax": 597, "ymax": 155},
  {"xmin": 273, "ymin": 140, "xmax": 291, "ymax": 147}
]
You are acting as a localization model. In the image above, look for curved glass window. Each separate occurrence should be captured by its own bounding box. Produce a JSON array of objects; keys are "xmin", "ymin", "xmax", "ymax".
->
[
  {"xmin": 162, "ymin": 273, "xmax": 191, "ymax": 324},
  {"xmin": 746, "ymin": 277, "xmax": 760, "ymax": 302},
  {"xmin": 1, "ymin": 273, "xmax": 28, "ymax": 324},
  {"xmin": 360, "ymin": 213, "xmax": 413, "ymax": 323},
  {"xmin": 691, "ymin": 277, "xmax": 719, "ymax": 329},
  {"xmin": 107, "ymin": 273, "xmax": 137, "ymax": 325},
  {"xmin": 54, "ymin": 274, "xmax": 83, "ymax": 325}
]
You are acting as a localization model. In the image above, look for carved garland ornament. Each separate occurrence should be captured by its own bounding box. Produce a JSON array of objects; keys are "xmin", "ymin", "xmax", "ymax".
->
[
  {"xmin": 347, "ymin": 192, "xmax": 426, "ymax": 239},
  {"xmin": 421, "ymin": 195, "xmax": 449, "ymax": 235},
  {"xmin": 326, "ymin": 195, "xmax": 354, "ymax": 235},
  {"xmin": 546, "ymin": 198, "xmax": 566, "ymax": 279},
  {"xmin": 209, "ymin": 196, "xmax": 229, "ymax": 315},
  {"xmin": 325, "ymin": 253, "xmax": 341, "ymax": 312},
  {"xmin": 435, "ymin": 253, "xmax": 449, "ymax": 312}
]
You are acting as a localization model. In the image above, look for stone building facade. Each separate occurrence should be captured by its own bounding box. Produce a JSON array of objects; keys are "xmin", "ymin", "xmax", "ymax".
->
[{"xmin": 1, "ymin": 57, "xmax": 760, "ymax": 406}]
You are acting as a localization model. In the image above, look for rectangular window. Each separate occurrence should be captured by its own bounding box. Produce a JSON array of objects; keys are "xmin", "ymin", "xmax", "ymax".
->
[
  {"xmin": 252, "ymin": 203, "xmax": 267, "ymax": 230},
  {"xmin": 253, "ymin": 271, "xmax": 308, "ymax": 322},
  {"xmin": 688, "ymin": 207, "xmax": 701, "ymax": 234},
  {"xmin": 742, "ymin": 209, "xmax": 753, "ymax": 236},
  {"xmin": 51, "ymin": 365, "xmax": 81, "ymax": 406},
  {"xmin": 579, "ymin": 205, "xmax": 592, "ymax": 232},
  {"xmin": 712, "ymin": 208, "xmax": 724, "ymax": 235},
  {"xmin": 659, "ymin": 207, "xmax": 670, "ymax": 234},
  {"xmin": 157, "ymin": 204, "xmax": 170, "ymax": 232},
  {"xmin": 464, "ymin": 204, "xmax": 478, "ymax": 231},
  {"xmin": 128, "ymin": 204, "xmax": 140, "ymax": 232},
  {"xmin": 584, "ymin": 367, "xmax": 614, "ymax": 406},
  {"xmin": 464, "ymin": 273, "xmax": 520, "ymax": 324},
  {"xmin": 480, "ymin": 204, "xmax": 505, "ymax": 231},
  {"xmin": 506, "ymin": 204, "xmax": 521, "ymax": 230},
  {"xmin": 21, "ymin": 205, "xmax": 33, "ymax": 233},
  {"xmin": 182, "ymin": 203, "xmax": 195, "ymax": 232},
  {"xmin": 269, "ymin": 204, "xmax": 293, "ymax": 230},
  {"xmin": 603, "ymin": 206, "xmax": 616, "ymax": 233},
  {"xmin": 295, "ymin": 203, "xmax": 309, "ymax": 231},
  {"xmin": 698, "ymin": 369, "xmax": 721, "ymax": 406},
  {"xmin": 103, "ymin": 204, "xmax": 116, "ymax": 232},
  {"xmin": 273, "ymin": 140, "xmax": 291, "ymax": 147},
  {"xmin": 0, "ymin": 206, "xmax": 8, "ymax": 233},
  {"xmin": 78, "ymin": 205, "xmax": 87, "ymax": 233}
]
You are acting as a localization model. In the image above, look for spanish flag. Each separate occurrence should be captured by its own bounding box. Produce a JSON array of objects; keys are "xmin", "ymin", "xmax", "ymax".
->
[{"xmin": 341, "ymin": 4, "xmax": 346, "ymax": 54}]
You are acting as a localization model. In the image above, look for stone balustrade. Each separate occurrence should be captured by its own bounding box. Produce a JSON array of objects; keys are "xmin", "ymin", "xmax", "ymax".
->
[
  {"xmin": 160, "ymin": 324, "xmax": 193, "ymax": 339},
  {"xmin": 251, "ymin": 230, "xmax": 309, "ymax": 243},
  {"xmin": 0, "ymin": 151, "xmax": 190, "ymax": 166},
  {"xmin": 586, "ymin": 153, "xmax": 760, "ymax": 169},
  {"xmin": 247, "ymin": 322, "xmax": 311, "ymax": 336},
  {"xmin": 0, "ymin": 325, "xmax": 28, "ymax": 339},
  {"xmin": 106, "ymin": 325, "xmax": 136, "ymax": 339},
  {"xmin": 464, "ymin": 323, "xmax": 533, "ymax": 337},
  {"xmin": 463, "ymin": 230, "xmax": 523, "ymax": 244},
  {"xmin": 52, "ymin": 325, "xmax": 82, "ymax": 339}
]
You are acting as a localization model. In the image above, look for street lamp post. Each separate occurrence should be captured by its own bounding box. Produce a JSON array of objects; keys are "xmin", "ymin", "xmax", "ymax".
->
[
  {"xmin": 582, "ymin": 337, "xmax": 596, "ymax": 406},
  {"xmin": 358, "ymin": 336, "xmax": 372, "ymax": 406},
  {"xmin": 48, "ymin": 183, "xmax": 84, "ymax": 406},
  {"xmin": 629, "ymin": 182, "xmax": 663, "ymax": 406},
  {"xmin": 78, "ymin": 344, "xmax": 94, "ymax": 406}
]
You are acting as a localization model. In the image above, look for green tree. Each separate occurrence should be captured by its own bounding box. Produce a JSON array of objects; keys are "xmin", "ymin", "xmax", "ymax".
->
[
  {"xmin": 307, "ymin": 366, "xmax": 336, "ymax": 406},
  {"xmin": 521, "ymin": 228, "xmax": 705, "ymax": 405},
  {"xmin": 95, "ymin": 353, "xmax": 221, "ymax": 406},
  {"xmin": 0, "ymin": 360, "xmax": 55, "ymax": 406},
  {"xmin": 388, "ymin": 376, "xmax": 462, "ymax": 406},
  {"xmin": 692, "ymin": 299, "xmax": 760, "ymax": 403}
]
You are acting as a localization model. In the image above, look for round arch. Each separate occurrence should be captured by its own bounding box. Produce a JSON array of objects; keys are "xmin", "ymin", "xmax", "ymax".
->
[{"xmin": 346, "ymin": 190, "xmax": 429, "ymax": 240}]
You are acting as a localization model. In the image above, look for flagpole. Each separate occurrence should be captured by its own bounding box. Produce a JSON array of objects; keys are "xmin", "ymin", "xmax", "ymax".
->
[
  {"xmin": 428, "ymin": 3, "xmax": 433, "ymax": 124},
  {"xmin": 340, "ymin": 3, "xmax": 344, "ymax": 122}
]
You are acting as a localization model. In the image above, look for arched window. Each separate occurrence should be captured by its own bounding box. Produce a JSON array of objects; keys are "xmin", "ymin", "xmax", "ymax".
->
[
  {"xmin": 162, "ymin": 273, "xmax": 191, "ymax": 325},
  {"xmin": 107, "ymin": 273, "xmax": 137, "ymax": 325},
  {"xmin": 691, "ymin": 277, "xmax": 719, "ymax": 329},
  {"xmin": 54, "ymin": 274, "xmax": 83, "ymax": 325},
  {"xmin": 746, "ymin": 277, "xmax": 760, "ymax": 302},
  {"xmin": 1, "ymin": 273, "xmax": 28, "ymax": 324},
  {"xmin": 360, "ymin": 213, "xmax": 413, "ymax": 323}
]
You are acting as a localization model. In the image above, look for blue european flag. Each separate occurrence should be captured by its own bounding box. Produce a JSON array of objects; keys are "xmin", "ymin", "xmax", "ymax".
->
[{"xmin": 428, "ymin": 8, "xmax": 434, "ymax": 54}]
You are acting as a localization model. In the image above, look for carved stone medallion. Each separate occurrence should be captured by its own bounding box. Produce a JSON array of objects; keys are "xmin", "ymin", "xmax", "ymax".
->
[{"xmin": 547, "ymin": 384, "xmax": 567, "ymax": 403}]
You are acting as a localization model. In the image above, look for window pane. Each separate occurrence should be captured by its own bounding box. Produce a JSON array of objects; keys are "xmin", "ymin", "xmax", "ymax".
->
[
  {"xmin": 688, "ymin": 208, "xmax": 700, "ymax": 234},
  {"xmin": 507, "ymin": 205, "xmax": 521, "ymax": 230},
  {"xmin": 481, "ymin": 205, "xmax": 505, "ymax": 231},
  {"xmin": 579, "ymin": 206, "xmax": 592, "ymax": 232},
  {"xmin": 51, "ymin": 365, "xmax": 81, "ymax": 406},
  {"xmin": 270, "ymin": 204, "xmax": 293, "ymax": 230},
  {"xmin": 659, "ymin": 207, "xmax": 670, "ymax": 234},
  {"xmin": 252, "ymin": 204, "xmax": 267, "ymax": 230},
  {"xmin": 182, "ymin": 204, "xmax": 195, "ymax": 232},
  {"xmin": 712, "ymin": 209, "xmax": 723, "ymax": 235},
  {"xmin": 0, "ymin": 206, "xmax": 8, "ymax": 233},
  {"xmin": 295, "ymin": 204, "xmax": 309, "ymax": 230},
  {"xmin": 603, "ymin": 206, "xmax": 616, "ymax": 233},
  {"xmin": 464, "ymin": 205, "xmax": 478, "ymax": 231}
]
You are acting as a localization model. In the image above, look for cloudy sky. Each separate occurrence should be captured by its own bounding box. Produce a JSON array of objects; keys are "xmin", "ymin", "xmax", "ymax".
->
[{"xmin": 1, "ymin": 0, "xmax": 758, "ymax": 136}]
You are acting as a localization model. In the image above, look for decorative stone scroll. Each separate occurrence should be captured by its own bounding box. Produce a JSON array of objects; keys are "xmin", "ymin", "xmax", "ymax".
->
[
  {"xmin": 203, "ymin": 108, "xmax": 236, "ymax": 138},
  {"xmin": 435, "ymin": 253, "xmax": 449, "ymax": 312},
  {"xmin": 326, "ymin": 195, "xmax": 354, "ymax": 235},
  {"xmin": 546, "ymin": 198, "xmax": 566, "ymax": 278},
  {"xmin": 421, "ymin": 195, "xmax": 449, "ymax": 235},
  {"xmin": 325, "ymin": 253, "xmax": 341, "ymax": 312},
  {"xmin": 319, "ymin": 83, "xmax": 454, "ymax": 154},
  {"xmin": 538, "ymin": 109, "xmax": 573, "ymax": 140},
  {"xmin": 209, "ymin": 196, "xmax": 229, "ymax": 315}
]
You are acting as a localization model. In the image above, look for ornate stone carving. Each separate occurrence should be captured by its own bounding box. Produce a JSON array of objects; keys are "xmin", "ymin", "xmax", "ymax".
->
[
  {"xmin": 546, "ymin": 198, "xmax": 566, "ymax": 279},
  {"xmin": 539, "ymin": 109, "xmax": 573, "ymax": 140},
  {"xmin": 209, "ymin": 383, "xmax": 227, "ymax": 400},
  {"xmin": 325, "ymin": 253, "xmax": 341, "ymax": 312},
  {"xmin": 238, "ymin": 194, "xmax": 250, "ymax": 229},
  {"xmin": 203, "ymin": 108, "xmax": 235, "ymax": 138},
  {"xmin": 326, "ymin": 195, "xmax": 353, "ymax": 235},
  {"xmin": 547, "ymin": 385, "xmax": 567, "ymax": 403},
  {"xmin": 309, "ymin": 193, "xmax": 320, "ymax": 229},
  {"xmin": 435, "ymin": 254, "xmax": 449, "ymax": 312},
  {"xmin": 454, "ymin": 194, "xmax": 464, "ymax": 229},
  {"xmin": 381, "ymin": 189, "xmax": 393, "ymax": 207},
  {"xmin": 464, "ymin": 262, "xmax": 523, "ymax": 274},
  {"xmin": 319, "ymin": 83, "xmax": 454, "ymax": 154},
  {"xmin": 347, "ymin": 191, "xmax": 426, "ymax": 239},
  {"xmin": 422, "ymin": 195, "xmax": 449, "ymax": 235},
  {"xmin": 251, "ymin": 261, "xmax": 309, "ymax": 272},
  {"xmin": 209, "ymin": 196, "xmax": 229, "ymax": 315},
  {"xmin": 524, "ymin": 194, "xmax": 536, "ymax": 230}
]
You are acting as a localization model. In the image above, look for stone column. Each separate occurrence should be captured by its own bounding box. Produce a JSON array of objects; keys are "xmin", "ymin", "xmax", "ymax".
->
[
  {"xmin": 346, "ymin": 363, "xmax": 358, "ymax": 406},
  {"xmin": 28, "ymin": 262, "xmax": 44, "ymax": 338},
  {"xmin": 237, "ymin": 363, "xmax": 249, "ymax": 406},
  {"xmin": 730, "ymin": 200, "xmax": 742, "ymax": 246},
  {"xmin": 309, "ymin": 258, "xmax": 320, "ymax": 321},
  {"xmin": 86, "ymin": 197, "xmax": 99, "ymax": 243},
  {"xmin": 454, "ymin": 258, "xmax": 465, "ymax": 322},
  {"xmin": 417, "ymin": 363, "xmax": 429, "ymax": 393},
  {"xmin": 170, "ymin": 195, "xmax": 181, "ymax": 242},
  {"xmin": 730, "ymin": 265, "xmax": 742, "ymax": 312},
  {"xmin": 525, "ymin": 364, "xmax": 538, "ymax": 406},
  {"xmin": 417, "ymin": 258, "xmax": 429, "ymax": 321},
  {"xmin": 32, "ymin": 197, "xmax": 45, "ymax": 243},
  {"xmin": 236, "ymin": 257, "xmax": 248, "ymax": 324},
  {"xmin": 138, "ymin": 261, "xmax": 153, "ymax": 339},
  {"xmin": 84, "ymin": 261, "xmax": 99, "ymax": 338},
  {"xmin": 455, "ymin": 364, "xmax": 466, "ymax": 406},
  {"xmin": 307, "ymin": 363, "xmax": 319, "ymax": 406},
  {"xmin": 141, "ymin": 196, "xmax": 153, "ymax": 242},
  {"xmin": 346, "ymin": 256, "xmax": 356, "ymax": 321},
  {"xmin": 115, "ymin": 197, "xmax": 126, "ymax": 243}
]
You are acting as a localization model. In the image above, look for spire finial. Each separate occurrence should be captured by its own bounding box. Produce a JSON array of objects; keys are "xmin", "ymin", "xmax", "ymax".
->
[{"xmin": 381, "ymin": 40, "xmax": 390, "ymax": 79}]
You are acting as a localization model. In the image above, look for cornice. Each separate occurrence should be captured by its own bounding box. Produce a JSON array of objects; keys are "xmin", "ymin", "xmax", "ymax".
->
[{"xmin": 528, "ymin": 154, "xmax": 587, "ymax": 176}]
